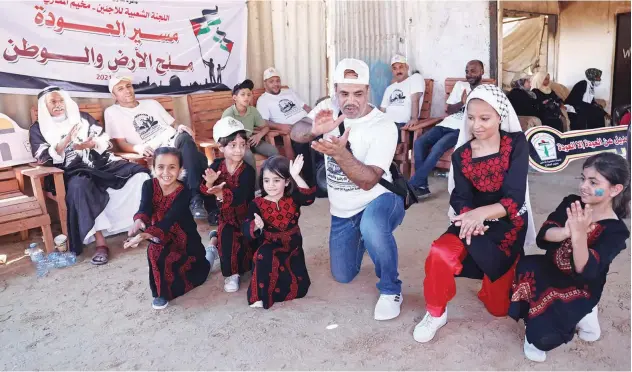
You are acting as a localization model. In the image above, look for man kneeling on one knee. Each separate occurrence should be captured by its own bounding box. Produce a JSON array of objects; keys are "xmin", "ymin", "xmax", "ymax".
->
[{"xmin": 291, "ymin": 58, "xmax": 405, "ymax": 321}]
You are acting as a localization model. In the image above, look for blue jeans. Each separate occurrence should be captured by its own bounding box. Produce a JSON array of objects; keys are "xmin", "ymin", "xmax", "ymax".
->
[
  {"xmin": 408, "ymin": 126, "xmax": 459, "ymax": 188},
  {"xmin": 329, "ymin": 193, "xmax": 404, "ymax": 294}
]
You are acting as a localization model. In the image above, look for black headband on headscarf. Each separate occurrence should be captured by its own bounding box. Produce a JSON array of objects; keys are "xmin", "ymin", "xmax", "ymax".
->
[
  {"xmin": 37, "ymin": 86, "xmax": 61, "ymax": 100},
  {"xmin": 585, "ymin": 68, "xmax": 602, "ymax": 82}
]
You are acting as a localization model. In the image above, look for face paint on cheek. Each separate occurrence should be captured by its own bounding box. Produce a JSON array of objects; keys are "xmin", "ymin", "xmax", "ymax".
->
[{"xmin": 594, "ymin": 188, "xmax": 605, "ymax": 197}]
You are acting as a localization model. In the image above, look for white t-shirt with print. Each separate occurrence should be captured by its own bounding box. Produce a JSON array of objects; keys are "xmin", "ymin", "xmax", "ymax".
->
[
  {"xmin": 438, "ymin": 80, "xmax": 471, "ymax": 130},
  {"xmin": 323, "ymin": 107, "xmax": 398, "ymax": 218},
  {"xmin": 256, "ymin": 89, "xmax": 307, "ymax": 125},
  {"xmin": 380, "ymin": 73, "xmax": 425, "ymax": 124},
  {"xmin": 104, "ymin": 100, "xmax": 177, "ymax": 149}
]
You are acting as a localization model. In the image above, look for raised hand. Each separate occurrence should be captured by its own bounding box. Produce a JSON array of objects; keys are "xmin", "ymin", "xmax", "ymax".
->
[
  {"xmin": 203, "ymin": 168, "xmax": 221, "ymax": 188},
  {"xmin": 566, "ymin": 200, "xmax": 592, "ymax": 238},
  {"xmin": 311, "ymin": 110, "xmax": 346, "ymax": 137},
  {"xmin": 289, "ymin": 154, "xmax": 304, "ymax": 178},
  {"xmin": 253, "ymin": 213, "xmax": 264, "ymax": 231},
  {"xmin": 311, "ymin": 126, "xmax": 350, "ymax": 158}
]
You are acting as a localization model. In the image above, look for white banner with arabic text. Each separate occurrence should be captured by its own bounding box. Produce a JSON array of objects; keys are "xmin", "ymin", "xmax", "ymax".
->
[{"xmin": 0, "ymin": 0, "xmax": 247, "ymax": 96}]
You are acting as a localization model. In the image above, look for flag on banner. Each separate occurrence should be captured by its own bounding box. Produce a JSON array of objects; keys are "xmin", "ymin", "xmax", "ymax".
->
[
  {"xmin": 203, "ymin": 7, "xmax": 221, "ymax": 26},
  {"xmin": 221, "ymin": 38, "xmax": 234, "ymax": 53},
  {"xmin": 213, "ymin": 29, "xmax": 227, "ymax": 43},
  {"xmin": 190, "ymin": 16, "xmax": 210, "ymax": 36}
]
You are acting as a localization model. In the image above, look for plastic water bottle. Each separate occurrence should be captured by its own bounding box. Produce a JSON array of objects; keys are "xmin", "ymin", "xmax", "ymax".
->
[
  {"xmin": 28, "ymin": 243, "xmax": 44, "ymax": 263},
  {"xmin": 34, "ymin": 252, "xmax": 77, "ymax": 277},
  {"xmin": 205, "ymin": 245, "xmax": 218, "ymax": 263}
]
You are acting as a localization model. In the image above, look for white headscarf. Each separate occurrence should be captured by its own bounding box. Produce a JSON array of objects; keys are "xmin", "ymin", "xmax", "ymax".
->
[
  {"xmin": 37, "ymin": 86, "xmax": 87, "ymax": 147},
  {"xmin": 530, "ymin": 71, "xmax": 551, "ymax": 95},
  {"xmin": 447, "ymin": 84, "xmax": 536, "ymax": 247}
]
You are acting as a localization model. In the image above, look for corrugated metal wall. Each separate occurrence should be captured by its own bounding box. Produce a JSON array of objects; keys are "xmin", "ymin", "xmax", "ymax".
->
[
  {"xmin": 329, "ymin": 0, "xmax": 491, "ymax": 116},
  {"xmin": 0, "ymin": 0, "xmax": 327, "ymax": 130}
]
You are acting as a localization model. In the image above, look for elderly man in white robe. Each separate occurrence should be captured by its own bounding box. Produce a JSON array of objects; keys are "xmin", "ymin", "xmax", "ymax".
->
[{"xmin": 29, "ymin": 86, "xmax": 150, "ymax": 265}]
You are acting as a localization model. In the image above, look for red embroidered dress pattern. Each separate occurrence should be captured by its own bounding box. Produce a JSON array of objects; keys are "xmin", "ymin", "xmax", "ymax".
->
[
  {"xmin": 553, "ymin": 223, "xmax": 604, "ymax": 274},
  {"xmin": 143, "ymin": 180, "xmax": 194, "ymax": 299},
  {"xmin": 460, "ymin": 135, "xmax": 521, "ymax": 256}
]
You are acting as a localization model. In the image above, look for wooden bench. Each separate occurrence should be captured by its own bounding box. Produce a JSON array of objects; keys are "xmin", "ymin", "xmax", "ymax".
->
[
  {"xmin": 408, "ymin": 78, "xmax": 496, "ymax": 172},
  {"xmin": 187, "ymin": 88, "xmax": 294, "ymax": 168},
  {"xmin": 393, "ymin": 79, "xmax": 435, "ymax": 176},
  {"xmin": 0, "ymin": 166, "xmax": 60, "ymax": 253}
]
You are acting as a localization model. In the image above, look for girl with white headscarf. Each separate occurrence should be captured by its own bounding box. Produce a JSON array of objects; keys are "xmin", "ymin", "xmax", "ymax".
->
[
  {"xmin": 29, "ymin": 86, "xmax": 150, "ymax": 264},
  {"xmin": 413, "ymin": 84, "xmax": 536, "ymax": 344},
  {"xmin": 530, "ymin": 71, "xmax": 567, "ymax": 132}
]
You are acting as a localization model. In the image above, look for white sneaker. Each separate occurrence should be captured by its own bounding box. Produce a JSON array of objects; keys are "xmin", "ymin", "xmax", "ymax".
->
[
  {"xmin": 413, "ymin": 310, "xmax": 447, "ymax": 343},
  {"xmin": 523, "ymin": 337, "xmax": 546, "ymax": 362},
  {"xmin": 250, "ymin": 300, "xmax": 263, "ymax": 308},
  {"xmin": 224, "ymin": 274, "xmax": 240, "ymax": 292},
  {"xmin": 374, "ymin": 293, "xmax": 403, "ymax": 320},
  {"xmin": 576, "ymin": 306, "xmax": 601, "ymax": 342}
]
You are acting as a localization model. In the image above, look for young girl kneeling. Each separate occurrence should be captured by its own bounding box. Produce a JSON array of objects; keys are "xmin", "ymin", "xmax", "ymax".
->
[
  {"xmin": 201, "ymin": 117, "xmax": 256, "ymax": 293},
  {"xmin": 127, "ymin": 147, "xmax": 211, "ymax": 309},
  {"xmin": 509, "ymin": 152, "xmax": 630, "ymax": 362},
  {"xmin": 243, "ymin": 155, "xmax": 316, "ymax": 309}
]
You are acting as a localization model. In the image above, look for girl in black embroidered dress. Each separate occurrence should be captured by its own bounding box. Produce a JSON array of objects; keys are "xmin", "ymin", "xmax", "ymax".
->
[
  {"xmin": 201, "ymin": 117, "xmax": 256, "ymax": 293},
  {"xmin": 413, "ymin": 84, "xmax": 536, "ymax": 344},
  {"xmin": 509, "ymin": 153, "xmax": 630, "ymax": 362},
  {"xmin": 127, "ymin": 148, "xmax": 210, "ymax": 310},
  {"xmin": 243, "ymin": 155, "xmax": 316, "ymax": 309}
]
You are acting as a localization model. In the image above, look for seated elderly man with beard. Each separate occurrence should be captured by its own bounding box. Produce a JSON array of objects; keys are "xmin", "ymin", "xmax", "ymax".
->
[{"xmin": 29, "ymin": 86, "xmax": 150, "ymax": 265}]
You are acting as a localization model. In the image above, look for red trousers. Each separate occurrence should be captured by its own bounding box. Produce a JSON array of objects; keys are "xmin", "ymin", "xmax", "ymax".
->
[{"xmin": 423, "ymin": 233, "xmax": 517, "ymax": 317}]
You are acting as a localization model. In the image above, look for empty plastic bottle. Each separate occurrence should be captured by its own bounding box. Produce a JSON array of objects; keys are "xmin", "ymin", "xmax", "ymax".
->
[
  {"xmin": 205, "ymin": 245, "xmax": 218, "ymax": 264},
  {"xmin": 28, "ymin": 243, "xmax": 44, "ymax": 263}
]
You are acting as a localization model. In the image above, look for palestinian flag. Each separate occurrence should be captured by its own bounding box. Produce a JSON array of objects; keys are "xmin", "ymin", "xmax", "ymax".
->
[
  {"xmin": 213, "ymin": 29, "xmax": 226, "ymax": 43},
  {"xmin": 203, "ymin": 7, "xmax": 221, "ymax": 26},
  {"xmin": 220, "ymin": 38, "xmax": 234, "ymax": 53},
  {"xmin": 190, "ymin": 16, "xmax": 210, "ymax": 36}
]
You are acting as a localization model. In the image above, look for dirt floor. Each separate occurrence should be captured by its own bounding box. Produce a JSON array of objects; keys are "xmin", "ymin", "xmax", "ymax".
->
[{"xmin": 0, "ymin": 161, "xmax": 630, "ymax": 370}]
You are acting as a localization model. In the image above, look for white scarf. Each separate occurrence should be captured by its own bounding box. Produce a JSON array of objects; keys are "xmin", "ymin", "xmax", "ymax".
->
[
  {"xmin": 37, "ymin": 87, "xmax": 88, "ymax": 147},
  {"xmin": 582, "ymin": 79, "xmax": 595, "ymax": 104},
  {"xmin": 447, "ymin": 84, "xmax": 536, "ymax": 247}
]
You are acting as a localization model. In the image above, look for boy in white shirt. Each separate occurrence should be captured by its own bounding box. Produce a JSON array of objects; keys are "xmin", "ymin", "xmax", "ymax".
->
[
  {"xmin": 105, "ymin": 76, "xmax": 209, "ymax": 219},
  {"xmin": 380, "ymin": 54, "xmax": 425, "ymax": 142},
  {"xmin": 291, "ymin": 58, "xmax": 405, "ymax": 322},
  {"xmin": 408, "ymin": 60, "xmax": 485, "ymax": 199}
]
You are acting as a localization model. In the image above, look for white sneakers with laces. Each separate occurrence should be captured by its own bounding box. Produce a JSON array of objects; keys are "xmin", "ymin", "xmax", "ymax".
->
[
  {"xmin": 374, "ymin": 293, "xmax": 403, "ymax": 320},
  {"xmin": 576, "ymin": 305, "xmax": 600, "ymax": 342},
  {"xmin": 224, "ymin": 274, "xmax": 240, "ymax": 292},
  {"xmin": 413, "ymin": 310, "xmax": 447, "ymax": 343}
]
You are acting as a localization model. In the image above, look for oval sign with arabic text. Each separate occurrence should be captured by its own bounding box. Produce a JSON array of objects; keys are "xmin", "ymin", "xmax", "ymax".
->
[{"xmin": 525, "ymin": 125, "xmax": 629, "ymax": 173}]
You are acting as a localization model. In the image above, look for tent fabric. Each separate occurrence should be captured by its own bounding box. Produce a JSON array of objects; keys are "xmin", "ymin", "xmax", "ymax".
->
[{"xmin": 502, "ymin": 17, "xmax": 546, "ymax": 89}]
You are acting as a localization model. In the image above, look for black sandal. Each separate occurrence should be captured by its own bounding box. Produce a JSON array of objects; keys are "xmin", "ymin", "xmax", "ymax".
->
[{"xmin": 90, "ymin": 246, "xmax": 109, "ymax": 265}]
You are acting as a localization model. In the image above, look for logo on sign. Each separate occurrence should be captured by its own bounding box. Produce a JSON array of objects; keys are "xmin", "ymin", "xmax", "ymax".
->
[{"xmin": 531, "ymin": 132, "xmax": 557, "ymax": 161}]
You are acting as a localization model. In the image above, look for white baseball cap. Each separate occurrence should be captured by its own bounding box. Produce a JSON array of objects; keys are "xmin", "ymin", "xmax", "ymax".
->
[
  {"xmin": 263, "ymin": 67, "xmax": 280, "ymax": 81},
  {"xmin": 333, "ymin": 58, "xmax": 370, "ymax": 85},
  {"xmin": 391, "ymin": 54, "xmax": 407, "ymax": 66},
  {"xmin": 213, "ymin": 117, "xmax": 250, "ymax": 142},
  {"xmin": 108, "ymin": 75, "xmax": 133, "ymax": 93}
]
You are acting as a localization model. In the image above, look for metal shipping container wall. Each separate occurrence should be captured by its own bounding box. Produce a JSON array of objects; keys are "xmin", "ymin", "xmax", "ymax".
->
[{"xmin": 329, "ymin": 0, "xmax": 491, "ymax": 116}]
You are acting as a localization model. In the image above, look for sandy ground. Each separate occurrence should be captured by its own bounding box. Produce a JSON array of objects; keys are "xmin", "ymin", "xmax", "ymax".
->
[{"xmin": 0, "ymin": 161, "xmax": 630, "ymax": 371}]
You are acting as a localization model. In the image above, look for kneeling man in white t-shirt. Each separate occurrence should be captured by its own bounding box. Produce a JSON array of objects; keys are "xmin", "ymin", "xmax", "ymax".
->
[
  {"xmin": 291, "ymin": 59, "xmax": 405, "ymax": 321},
  {"xmin": 104, "ymin": 76, "xmax": 208, "ymax": 219}
]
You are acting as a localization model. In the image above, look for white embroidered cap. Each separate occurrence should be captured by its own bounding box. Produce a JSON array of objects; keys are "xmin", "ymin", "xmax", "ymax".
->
[
  {"xmin": 333, "ymin": 58, "xmax": 370, "ymax": 85},
  {"xmin": 213, "ymin": 117, "xmax": 250, "ymax": 142},
  {"xmin": 263, "ymin": 67, "xmax": 280, "ymax": 81},
  {"xmin": 108, "ymin": 75, "xmax": 133, "ymax": 93},
  {"xmin": 391, "ymin": 54, "xmax": 407, "ymax": 66}
]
